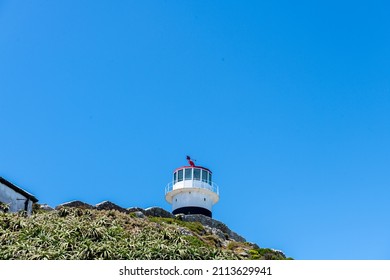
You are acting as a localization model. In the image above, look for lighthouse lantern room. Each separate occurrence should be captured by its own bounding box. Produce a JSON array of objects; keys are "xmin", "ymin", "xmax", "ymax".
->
[{"xmin": 165, "ymin": 156, "xmax": 219, "ymax": 218}]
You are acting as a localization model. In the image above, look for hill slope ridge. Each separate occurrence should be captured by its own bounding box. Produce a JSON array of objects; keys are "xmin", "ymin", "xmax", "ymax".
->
[{"xmin": 0, "ymin": 202, "xmax": 290, "ymax": 260}]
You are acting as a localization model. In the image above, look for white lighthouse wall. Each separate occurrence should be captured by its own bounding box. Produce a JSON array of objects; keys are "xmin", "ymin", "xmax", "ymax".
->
[
  {"xmin": 171, "ymin": 191, "xmax": 213, "ymax": 211},
  {"xmin": 0, "ymin": 182, "xmax": 33, "ymax": 214},
  {"xmin": 173, "ymin": 180, "xmax": 214, "ymax": 192}
]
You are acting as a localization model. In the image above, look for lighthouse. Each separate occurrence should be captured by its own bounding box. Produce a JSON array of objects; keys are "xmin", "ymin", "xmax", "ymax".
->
[{"xmin": 165, "ymin": 156, "xmax": 219, "ymax": 218}]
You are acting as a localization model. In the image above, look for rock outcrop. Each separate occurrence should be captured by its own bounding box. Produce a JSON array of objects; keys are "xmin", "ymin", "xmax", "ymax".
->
[
  {"xmin": 181, "ymin": 214, "xmax": 246, "ymax": 242},
  {"xmin": 127, "ymin": 207, "xmax": 146, "ymax": 214},
  {"xmin": 39, "ymin": 204, "xmax": 54, "ymax": 211},
  {"xmin": 95, "ymin": 201, "xmax": 128, "ymax": 213},
  {"xmin": 55, "ymin": 200, "xmax": 94, "ymax": 210},
  {"xmin": 144, "ymin": 206, "xmax": 174, "ymax": 218}
]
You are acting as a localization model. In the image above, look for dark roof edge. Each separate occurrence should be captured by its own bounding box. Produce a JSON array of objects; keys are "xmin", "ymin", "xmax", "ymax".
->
[{"xmin": 0, "ymin": 177, "xmax": 38, "ymax": 203}]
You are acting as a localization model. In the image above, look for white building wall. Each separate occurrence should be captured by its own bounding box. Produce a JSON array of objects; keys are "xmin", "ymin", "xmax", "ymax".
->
[
  {"xmin": 0, "ymin": 182, "xmax": 33, "ymax": 214},
  {"xmin": 172, "ymin": 191, "xmax": 213, "ymax": 212},
  {"xmin": 173, "ymin": 180, "xmax": 214, "ymax": 192}
]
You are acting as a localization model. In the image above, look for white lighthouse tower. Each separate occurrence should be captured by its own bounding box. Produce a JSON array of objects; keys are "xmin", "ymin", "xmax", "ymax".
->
[{"xmin": 165, "ymin": 156, "xmax": 219, "ymax": 218}]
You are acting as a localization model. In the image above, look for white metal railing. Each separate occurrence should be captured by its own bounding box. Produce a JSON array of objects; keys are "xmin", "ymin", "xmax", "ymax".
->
[{"xmin": 165, "ymin": 180, "xmax": 219, "ymax": 195}]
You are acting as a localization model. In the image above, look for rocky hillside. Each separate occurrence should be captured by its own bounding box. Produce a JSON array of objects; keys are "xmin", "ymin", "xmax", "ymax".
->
[{"xmin": 0, "ymin": 201, "xmax": 291, "ymax": 260}]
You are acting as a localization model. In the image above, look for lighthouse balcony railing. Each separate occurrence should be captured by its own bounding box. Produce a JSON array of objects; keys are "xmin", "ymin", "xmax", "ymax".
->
[{"xmin": 165, "ymin": 180, "xmax": 219, "ymax": 195}]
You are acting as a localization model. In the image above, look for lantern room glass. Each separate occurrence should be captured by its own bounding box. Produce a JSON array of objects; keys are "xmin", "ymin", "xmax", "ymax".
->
[
  {"xmin": 194, "ymin": 168, "xmax": 201, "ymax": 180},
  {"xmin": 185, "ymin": 168, "xmax": 192, "ymax": 180},
  {"xmin": 177, "ymin": 169, "xmax": 183, "ymax": 182}
]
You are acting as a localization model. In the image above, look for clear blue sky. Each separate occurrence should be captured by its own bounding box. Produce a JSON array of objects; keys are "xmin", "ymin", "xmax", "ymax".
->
[{"xmin": 1, "ymin": 1, "xmax": 389, "ymax": 260}]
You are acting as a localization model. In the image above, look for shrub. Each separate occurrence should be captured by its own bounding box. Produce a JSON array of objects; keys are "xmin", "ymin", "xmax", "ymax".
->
[
  {"xmin": 0, "ymin": 202, "xmax": 10, "ymax": 213},
  {"xmin": 0, "ymin": 208, "xmax": 289, "ymax": 260}
]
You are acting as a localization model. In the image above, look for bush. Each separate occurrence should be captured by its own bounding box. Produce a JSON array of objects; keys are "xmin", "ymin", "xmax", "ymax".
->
[
  {"xmin": 0, "ymin": 209, "xmax": 239, "ymax": 260},
  {"xmin": 0, "ymin": 202, "xmax": 10, "ymax": 213}
]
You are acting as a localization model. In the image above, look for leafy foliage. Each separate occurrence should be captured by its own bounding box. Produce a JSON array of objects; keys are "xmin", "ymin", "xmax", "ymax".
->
[
  {"xmin": 0, "ymin": 208, "xmax": 289, "ymax": 260},
  {"xmin": 148, "ymin": 216, "xmax": 205, "ymax": 235},
  {"xmin": 0, "ymin": 202, "xmax": 10, "ymax": 213},
  {"xmin": 249, "ymin": 248, "xmax": 290, "ymax": 260}
]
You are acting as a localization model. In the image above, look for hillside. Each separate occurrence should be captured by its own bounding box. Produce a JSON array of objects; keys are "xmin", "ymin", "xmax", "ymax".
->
[{"xmin": 0, "ymin": 204, "xmax": 291, "ymax": 260}]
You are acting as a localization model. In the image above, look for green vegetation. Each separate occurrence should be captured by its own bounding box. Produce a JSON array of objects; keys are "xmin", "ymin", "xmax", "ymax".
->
[
  {"xmin": 0, "ymin": 202, "xmax": 9, "ymax": 213},
  {"xmin": 248, "ymin": 248, "xmax": 291, "ymax": 260},
  {"xmin": 148, "ymin": 216, "xmax": 205, "ymax": 235},
  {"xmin": 0, "ymin": 208, "xmax": 290, "ymax": 260}
]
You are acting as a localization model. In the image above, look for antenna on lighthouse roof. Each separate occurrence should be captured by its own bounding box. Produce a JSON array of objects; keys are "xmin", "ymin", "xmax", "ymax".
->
[{"xmin": 186, "ymin": 155, "xmax": 196, "ymax": 167}]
